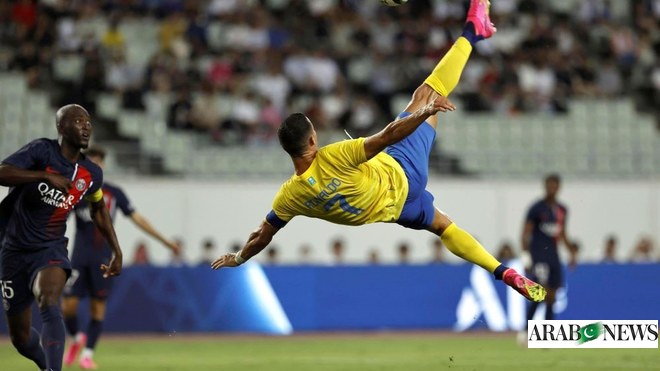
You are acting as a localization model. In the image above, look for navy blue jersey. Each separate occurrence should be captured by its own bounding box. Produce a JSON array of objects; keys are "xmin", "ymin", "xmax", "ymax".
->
[
  {"xmin": 525, "ymin": 199, "xmax": 567, "ymax": 261},
  {"xmin": 71, "ymin": 182, "xmax": 134, "ymax": 265},
  {"xmin": 0, "ymin": 139, "xmax": 103, "ymax": 251}
]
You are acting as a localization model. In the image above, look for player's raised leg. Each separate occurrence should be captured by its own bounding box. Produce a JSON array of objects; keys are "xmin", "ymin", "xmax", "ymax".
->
[
  {"xmin": 6, "ymin": 307, "xmax": 48, "ymax": 370},
  {"xmin": 402, "ymin": 0, "xmax": 496, "ymax": 128},
  {"xmin": 427, "ymin": 209, "xmax": 546, "ymax": 302},
  {"xmin": 34, "ymin": 266, "xmax": 68, "ymax": 371}
]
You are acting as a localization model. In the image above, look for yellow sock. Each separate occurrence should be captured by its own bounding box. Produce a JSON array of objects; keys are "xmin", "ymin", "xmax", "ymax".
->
[
  {"xmin": 423, "ymin": 37, "xmax": 473, "ymax": 97},
  {"xmin": 440, "ymin": 223, "xmax": 500, "ymax": 273}
]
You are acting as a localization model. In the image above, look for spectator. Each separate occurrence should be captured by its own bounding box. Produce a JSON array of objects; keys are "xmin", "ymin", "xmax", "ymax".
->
[
  {"xmin": 100, "ymin": 14, "xmax": 125, "ymax": 56},
  {"xmin": 169, "ymin": 238, "xmax": 186, "ymax": 267},
  {"xmin": 168, "ymin": 88, "xmax": 194, "ymax": 130},
  {"xmin": 430, "ymin": 238, "xmax": 445, "ymax": 264},
  {"xmin": 298, "ymin": 244, "xmax": 313, "ymax": 264},
  {"xmin": 199, "ymin": 238, "xmax": 217, "ymax": 265},
  {"xmin": 602, "ymin": 235, "xmax": 618, "ymax": 264},
  {"xmin": 630, "ymin": 237, "xmax": 655, "ymax": 263},
  {"xmin": 266, "ymin": 246, "xmax": 279, "ymax": 265},
  {"xmin": 252, "ymin": 60, "xmax": 291, "ymax": 113},
  {"xmin": 11, "ymin": 0, "xmax": 37, "ymax": 30},
  {"xmin": 132, "ymin": 241, "xmax": 151, "ymax": 266},
  {"xmin": 368, "ymin": 249, "xmax": 380, "ymax": 265},
  {"xmin": 397, "ymin": 242, "xmax": 411, "ymax": 265},
  {"xmin": 496, "ymin": 241, "xmax": 516, "ymax": 262},
  {"xmin": 330, "ymin": 238, "xmax": 345, "ymax": 265},
  {"xmin": 190, "ymin": 81, "xmax": 221, "ymax": 132}
]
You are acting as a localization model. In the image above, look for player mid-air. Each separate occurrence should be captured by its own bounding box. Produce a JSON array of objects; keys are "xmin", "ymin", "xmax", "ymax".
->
[
  {"xmin": 61, "ymin": 146, "xmax": 181, "ymax": 369},
  {"xmin": 0, "ymin": 104, "xmax": 122, "ymax": 371},
  {"xmin": 212, "ymin": 0, "xmax": 546, "ymax": 303}
]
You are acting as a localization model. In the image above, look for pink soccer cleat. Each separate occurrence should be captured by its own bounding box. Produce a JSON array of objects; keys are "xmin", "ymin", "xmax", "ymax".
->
[
  {"xmin": 503, "ymin": 268, "xmax": 547, "ymax": 302},
  {"xmin": 79, "ymin": 355, "xmax": 99, "ymax": 370},
  {"xmin": 466, "ymin": 0, "xmax": 497, "ymax": 40},
  {"xmin": 64, "ymin": 333, "xmax": 86, "ymax": 366}
]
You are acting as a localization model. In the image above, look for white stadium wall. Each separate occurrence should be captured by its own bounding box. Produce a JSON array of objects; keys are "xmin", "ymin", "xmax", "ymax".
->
[{"xmin": 3, "ymin": 178, "xmax": 659, "ymax": 265}]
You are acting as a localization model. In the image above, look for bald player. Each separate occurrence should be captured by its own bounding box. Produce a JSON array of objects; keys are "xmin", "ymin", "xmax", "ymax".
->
[{"xmin": 0, "ymin": 104, "xmax": 122, "ymax": 371}]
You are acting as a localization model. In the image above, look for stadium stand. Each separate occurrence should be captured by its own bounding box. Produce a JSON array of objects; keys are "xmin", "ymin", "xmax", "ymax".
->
[{"xmin": 0, "ymin": 0, "xmax": 658, "ymax": 178}]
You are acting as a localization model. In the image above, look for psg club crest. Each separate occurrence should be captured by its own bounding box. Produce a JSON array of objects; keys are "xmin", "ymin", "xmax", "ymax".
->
[{"xmin": 75, "ymin": 178, "xmax": 87, "ymax": 191}]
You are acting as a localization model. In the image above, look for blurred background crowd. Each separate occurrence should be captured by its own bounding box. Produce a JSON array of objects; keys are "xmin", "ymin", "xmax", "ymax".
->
[
  {"xmin": 134, "ymin": 232, "xmax": 659, "ymax": 266},
  {"xmin": 1, "ymin": 0, "xmax": 658, "ymax": 146}
]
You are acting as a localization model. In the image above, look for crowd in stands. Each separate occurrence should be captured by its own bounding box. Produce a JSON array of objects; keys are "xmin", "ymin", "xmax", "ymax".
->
[
  {"xmin": 130, "ymin": 233, "xmax": 659, "ymax": 266},
  {"xmin": 1, "ymin": 0, "xmax": 658, "ymax": 147}
]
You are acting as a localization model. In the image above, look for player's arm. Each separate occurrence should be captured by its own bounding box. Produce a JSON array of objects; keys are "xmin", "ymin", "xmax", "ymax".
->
[
  {"xmin": 211, "ymin": 220, "xmax": 279, "ymax": 269},
  {"xmin": 0, "ymin": 163, "xmax": 71, "ymax": 193},
  {"xmin": 520, "ymin": 219, "xmax": 534, "ymax": 270},
  {"xmin": 559, "ymin": 228, "xmax": 578, "ymax": 269},
  {"xmin": 129, "ymin": 211, "xmax": 180, "ymax": 253},
  {"xmin": 521, "ymin": 221, "xmax": 533, "ymax": 252},
  {"xmin": 89, "ymin": 198, "xmax": 123, "ymax": 277},
  {"xmin": 363, "ymin": 96, "xmax": 455, "ymax": 159}
]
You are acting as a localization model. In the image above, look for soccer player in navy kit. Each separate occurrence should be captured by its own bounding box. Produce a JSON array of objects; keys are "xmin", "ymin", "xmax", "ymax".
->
[
  {"xmin": 522, "ymin": 174, "xmax": 578, "ymax": 322},
  {"xmin": 0, "ymin": 104, "xmax": 122, "ymax": 371},
  {"xmin": 62, "ymin": 146, "xmax": 180, "ymax": 369}
]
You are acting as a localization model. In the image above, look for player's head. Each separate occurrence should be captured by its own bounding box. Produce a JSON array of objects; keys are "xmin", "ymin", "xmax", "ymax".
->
[
  {"xmin": 56, "ymin": 104, "xmax": 92, "ymax": 149},
  {"xmin": 84, "ymin": 146, "xmax": 106, "ymax": 168},
  {"xmin": 544, "ymin": 173, "xmax": 561, "ymax": 199},
  {"xmin": 278, "ymin": 113, "xmax": 317, "ymax": 158}
]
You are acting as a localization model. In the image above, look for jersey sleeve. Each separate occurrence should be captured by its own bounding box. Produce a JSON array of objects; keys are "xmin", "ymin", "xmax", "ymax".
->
[
  {"xmin": 1, "ymin": 139, "xmax": 49, "ymax": 170},
  {"xmin": 319, "ymin": 138, "xmax": 367, "ymax": 168},
  {"xmin": 265, "ymin": 186, "xmax": 297, "ymax": 229},
  {"xmin": 83, "ymin": 164, "xmax": 104, "ymax": 202},
  {"xmin": 114, "ymin": 186, "xmax": 136, "ymax": 216}
]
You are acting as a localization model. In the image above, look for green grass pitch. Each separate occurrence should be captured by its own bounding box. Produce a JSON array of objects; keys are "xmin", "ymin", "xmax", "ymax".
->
[{"xmin": 1, "ymin": 332, "xmax": 658, "ymax": 370}]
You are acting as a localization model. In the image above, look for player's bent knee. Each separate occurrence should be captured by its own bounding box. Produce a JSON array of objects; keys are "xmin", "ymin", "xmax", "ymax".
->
[
  {"xmin": 36, "ymin": 291, "xmax": 61, "ymax": 309},
  {"xmin": 405, "ymin": 84, "xmax": 441, "ymax": 116}
]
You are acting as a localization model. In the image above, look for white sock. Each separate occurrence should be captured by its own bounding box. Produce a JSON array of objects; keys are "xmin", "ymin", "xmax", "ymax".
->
[{"xmin": 81, "ymin": 348, "xmax": 94, "ymax": 359}]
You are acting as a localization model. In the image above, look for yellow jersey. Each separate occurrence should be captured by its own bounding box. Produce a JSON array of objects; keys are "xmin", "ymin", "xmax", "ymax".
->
[{"xmin": 267, "ymin": 138, "xmax": 409, "ymax": 228}]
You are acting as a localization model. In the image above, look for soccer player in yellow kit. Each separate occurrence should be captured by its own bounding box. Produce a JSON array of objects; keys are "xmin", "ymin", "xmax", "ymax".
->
[{"xmin": 213, "ymin": 0, "xmax": 546, "ymax": 303}]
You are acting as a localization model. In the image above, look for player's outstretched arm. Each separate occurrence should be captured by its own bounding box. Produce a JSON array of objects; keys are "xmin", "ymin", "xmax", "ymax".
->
[
  {"xmin": 129, "ymin": 211, "xmax": 181, "ymax": 254},
  {"xmin": 0, "ymin": 163, "xmax": 71, "ymax": 193},
  {"xmin": 90, "ymin": 199, "xmax": 123, "ymax": 277},
  {"xmin": 211, "ymin": 220, "xmax": 279, "ymax": 270},
  {"xmin": 363, "ymin": 96, "xmax": 456, "ymax": 159}
]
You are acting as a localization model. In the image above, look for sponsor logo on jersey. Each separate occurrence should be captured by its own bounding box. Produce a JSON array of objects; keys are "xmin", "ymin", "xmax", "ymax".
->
[{"xmin": 37, "ymin": 183, "xmax": 77, "ymax": 210}]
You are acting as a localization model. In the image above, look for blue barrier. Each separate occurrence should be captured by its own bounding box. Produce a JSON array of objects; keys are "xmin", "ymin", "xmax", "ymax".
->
[{"xmin": 0, "ymin": 263, "xmax": 658, "ymax": 334}]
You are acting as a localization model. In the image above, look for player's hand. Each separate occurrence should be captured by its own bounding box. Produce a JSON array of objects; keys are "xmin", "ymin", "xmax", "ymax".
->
[
  {"xmin": 44, "ymin": 172, "xmax": 72, "ymax": 195},
  {"xmin": 426, "ymin": 96, "xmax": 456, "ymax": 115},
  {"xmin": 101, "ymin": 253, "xmax": 123, "ymax": 278},
  {"xmin": 211, "ymin": 253, "xmax": 240, "ymax": 270}
]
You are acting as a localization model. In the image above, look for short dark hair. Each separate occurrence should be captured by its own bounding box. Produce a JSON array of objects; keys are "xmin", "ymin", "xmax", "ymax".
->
[
  {"xmin": 545, "ymin": 173, "xmax": 561, "ymax": 184},
  {"xmin": 278, "ymin": 113, "xmax": 312, "ymax": 157},
  {"xmin": 85, "ymin": 146, "xmax": 106, "ymax": 160}
]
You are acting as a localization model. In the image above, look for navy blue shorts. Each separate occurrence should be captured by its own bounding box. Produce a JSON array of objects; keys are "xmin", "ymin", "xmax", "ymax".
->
[
  {"xmin": 529, "ymin": 259, "xmax": 563, "ymax": 289},
  {"xmin": 64, "ymin": 263, "xmax": 114, "ymax": 300},
  {"xmin": 0, "ymin": 246, "xmax": 71, "ymax": 315},
  {"xmin": 385, "ymin": 111, "xmax": 437, "ymax": 230}
]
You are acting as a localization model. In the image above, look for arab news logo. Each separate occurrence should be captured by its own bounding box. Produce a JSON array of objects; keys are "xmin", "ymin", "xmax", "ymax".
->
[
  {"xmin": 527, "ymin": 320, "xmax": 659, "ymax": 349},
  {"xmin": 577, "ymin": 322, "xmax": 603, "ymax": 345}
]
